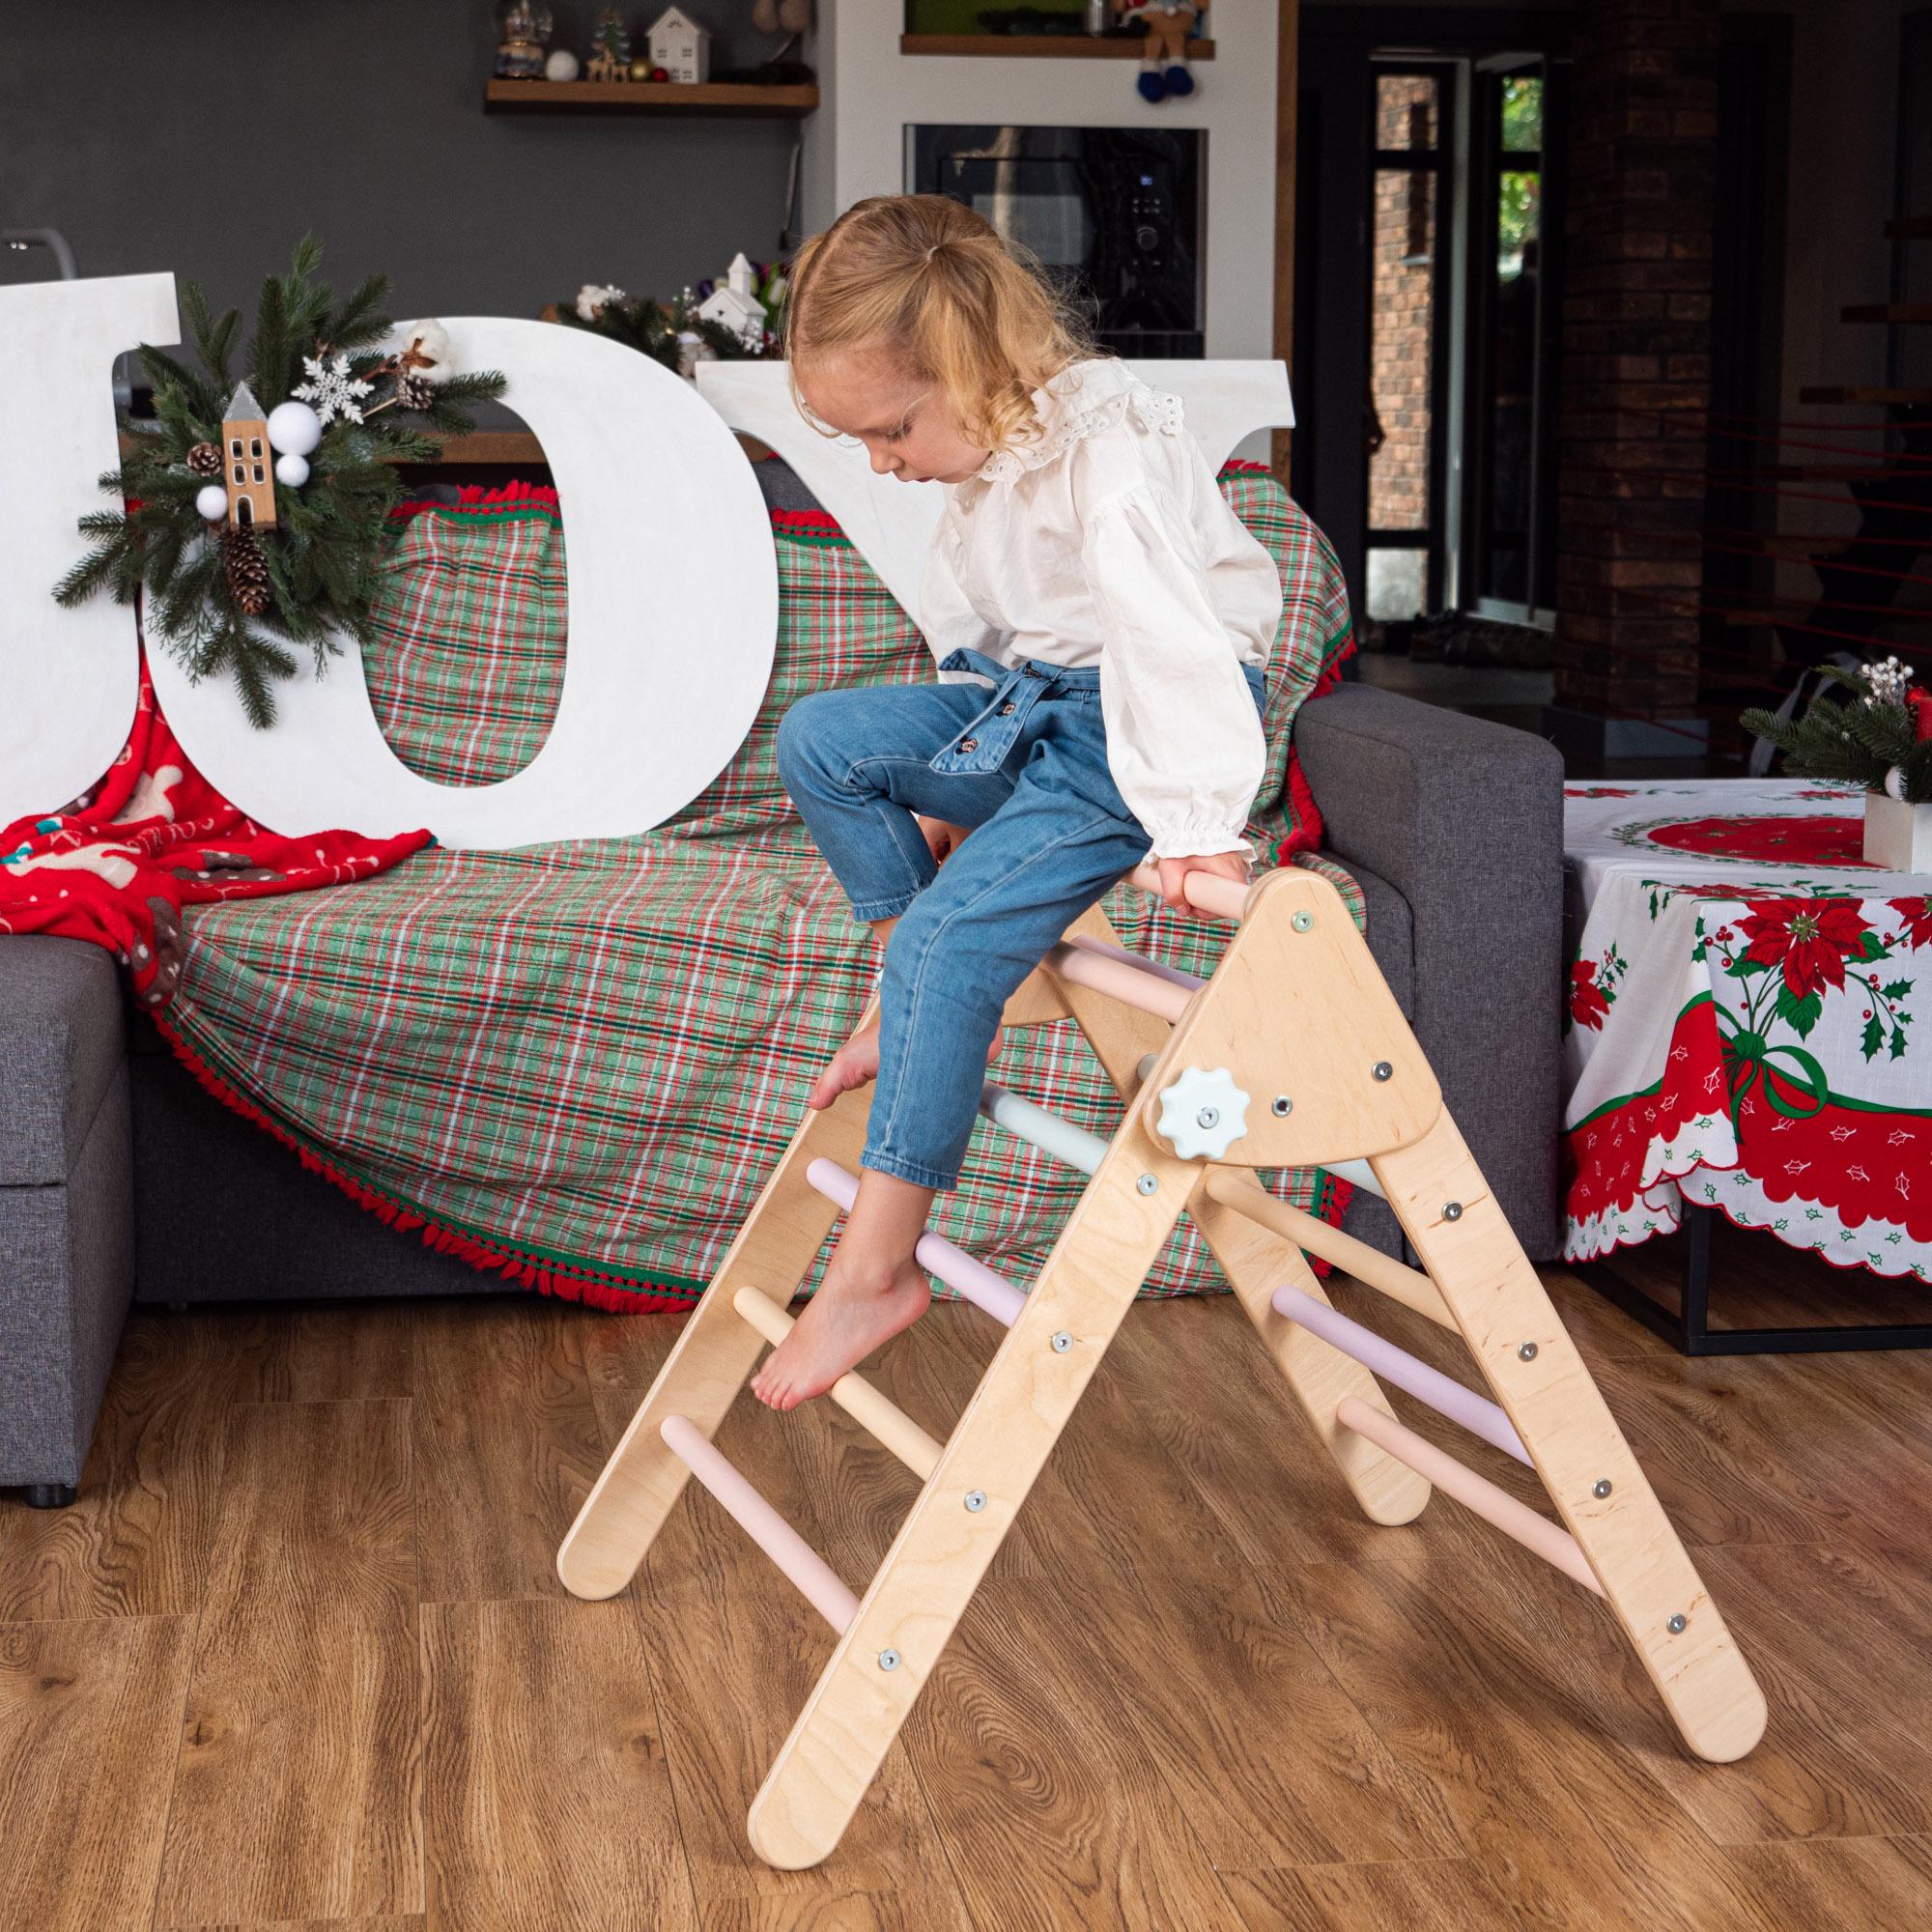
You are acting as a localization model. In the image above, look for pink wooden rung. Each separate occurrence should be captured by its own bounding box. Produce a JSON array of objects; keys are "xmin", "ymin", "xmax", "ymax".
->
[
  {"xmin": 807, "ymin": 1158, "xmax": 1026, "ymax": 1326},
  {"xmin": 1043, "ymin": 942, "xmax": 1194, "ymax": 1024},
  {"xmin": 1336, "ymin": 1397, "xmax": 1604, "ymax": 1598},
  {"xmin": 660, "ymin": 1413, "xmax": 860, "ymax": 1632}
]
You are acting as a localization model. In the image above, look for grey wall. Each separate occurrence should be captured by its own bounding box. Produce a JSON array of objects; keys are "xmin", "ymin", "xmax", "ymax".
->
[{"xmin": 3, "ymin": 1, "xmax": 800, "ymax": 343}]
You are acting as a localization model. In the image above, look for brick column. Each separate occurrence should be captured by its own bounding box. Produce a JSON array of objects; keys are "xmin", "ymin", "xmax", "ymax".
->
[{"xmin": 1553, "ymin": 0, "xmax": 1719, "ymax": 727}]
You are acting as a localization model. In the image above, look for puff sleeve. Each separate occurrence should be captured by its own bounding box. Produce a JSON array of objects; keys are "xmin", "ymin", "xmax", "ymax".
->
[{"xmin": 1078, "ymin": 482, "xmax": 1270, "ymax": 859}]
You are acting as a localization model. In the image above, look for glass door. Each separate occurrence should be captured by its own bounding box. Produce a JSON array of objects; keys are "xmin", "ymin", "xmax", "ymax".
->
[{"xmin": 1467, "ymin": 56, "xmax": 1563, "ymax": 624}]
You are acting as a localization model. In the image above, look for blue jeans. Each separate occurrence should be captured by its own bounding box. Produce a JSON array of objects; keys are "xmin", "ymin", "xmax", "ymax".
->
[{"xmin": 776, "ymin": 646, "xmax": 1267, "ymax": 1190}]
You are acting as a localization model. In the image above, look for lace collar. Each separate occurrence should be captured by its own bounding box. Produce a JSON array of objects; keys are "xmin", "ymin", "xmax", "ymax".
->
[{"xmin": 973, "ymin": 357, "xmax": 1185, "ymax": 486}]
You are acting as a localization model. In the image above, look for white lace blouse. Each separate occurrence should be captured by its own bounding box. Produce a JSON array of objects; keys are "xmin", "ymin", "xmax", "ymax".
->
[{"xmin": 918, "ymin": 356, "xmax": 1283, "ymax": 860}]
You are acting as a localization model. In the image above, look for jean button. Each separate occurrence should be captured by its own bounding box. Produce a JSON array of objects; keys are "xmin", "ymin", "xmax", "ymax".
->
[
  {"xmin": 998, "ymin": 701, "xmax": 1016, "ymax": 716},
  {"xmin": 958, "ymin": 737, "xmax": 979, "ymax": 753}
]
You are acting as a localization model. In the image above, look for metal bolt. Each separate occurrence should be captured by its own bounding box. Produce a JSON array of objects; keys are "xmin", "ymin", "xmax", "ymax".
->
[
  {"xmin": 1592, "ymin": 1478, "xmax": 1613, "ymax": 1500},
  {"xmin": 1666, "ymin": 1613, "xmax": 1687, "ymax": 1635},
  {"xmin": 878, "ymin": 1648, "xmax": 900, "ymax": 1670},
  {"xmin": 1196, "ymin": 1104, "xmax": 1220, "ymax": 1129},
  {"xmin": 1051, "ymin": 1330, "xmax": 1073, "ymax": 1353},
  {"xmin": 1137, "ymin": 1173, "xmax": 1160, "ymax": 1196},
  {"xmin": 1442, "ymin": 1201, "xmax": 1463, "ymax": 1222},
  {"xmin": 1271, "ymin": 1095, "xmax": 1293, "ymax": 1117},
  {"xmin": 1372, "ymin": 1061, "xmax": 1393, "ymax": 1082},
  {"xmin": 1292, "ymin": 910, "xmax": 1314, "ymax": 932},
  {"xmin": 964, "ymin": 1490, "xmax": 986, "ymax": 1513},
  {"xmin": 1518, "ymin": 1341, "xmax": 1539, "ymax": 1361}
]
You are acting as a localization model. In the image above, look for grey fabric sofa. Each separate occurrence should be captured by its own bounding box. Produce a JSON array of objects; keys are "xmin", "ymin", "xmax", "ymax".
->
[{"xmin": 1, "ymin": 680, "xmax": 1563, "ymax": 1506}]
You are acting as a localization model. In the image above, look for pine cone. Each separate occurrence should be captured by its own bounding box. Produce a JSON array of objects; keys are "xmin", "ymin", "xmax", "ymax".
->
[
  {"xmin": 187, "ymin": 440, "xmax": 222, "ymax": 476},
  {"xmin": 222, "ymin": 526, "xmax": 272, "ymax": 617},
  {"xmin": 395, "ymin": 372, "xmax": 435, "ymax": 412}
]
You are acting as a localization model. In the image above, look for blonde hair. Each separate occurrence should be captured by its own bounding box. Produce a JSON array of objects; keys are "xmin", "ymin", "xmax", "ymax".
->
[{"xmin": 783, "ymin": 194, "xmax": 1095, "ymax": 455}]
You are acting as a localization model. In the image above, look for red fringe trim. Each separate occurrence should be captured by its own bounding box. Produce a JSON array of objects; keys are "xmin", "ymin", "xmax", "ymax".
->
[
  {"xmin": 389, "ymin": 479, "xmax": 564, "ymax": 521},
  {"xmin": 150, "ymin": 1012, "xmax": 702, "ymax": 1316},
  {"xmin": 767, "ymin": 507, "xmax": 847, "ymax": 535},
  {"xmin": 1274, "ymin": 752, "xmax": 1324, "ymax": 860}
]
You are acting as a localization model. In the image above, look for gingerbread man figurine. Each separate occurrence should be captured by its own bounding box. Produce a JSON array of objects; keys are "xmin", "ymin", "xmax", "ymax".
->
[{"xmin": 1114, "ymin": 0, "xmax": 1199, "ymax": 103}]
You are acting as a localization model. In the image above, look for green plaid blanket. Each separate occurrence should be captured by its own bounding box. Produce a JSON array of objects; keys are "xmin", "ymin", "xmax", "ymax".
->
[{"xmin": 159, "ymin": 466, "xmax": 1363, "ymax": 1310}]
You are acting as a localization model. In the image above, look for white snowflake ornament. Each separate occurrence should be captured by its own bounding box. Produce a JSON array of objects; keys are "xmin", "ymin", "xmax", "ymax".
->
[{"xmin": 292, "ymin": 351, "xmax": 376, "ymax": 426}]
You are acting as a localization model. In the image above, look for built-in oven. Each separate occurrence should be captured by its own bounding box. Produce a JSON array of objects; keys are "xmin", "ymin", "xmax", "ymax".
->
[{"xmin": 906, "ymin": 126, "xmax": 1205, "ymax": 357}]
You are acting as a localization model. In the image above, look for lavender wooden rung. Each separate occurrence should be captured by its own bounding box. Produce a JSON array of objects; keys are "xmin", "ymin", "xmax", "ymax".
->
[
  {"xmin": 1272, "ymin": 1281, "xmax": 1530, "ymax": 1465},
  {"xmin": 806, "ymin": 1157, "xmax": 1025, "ymax": 1327}
]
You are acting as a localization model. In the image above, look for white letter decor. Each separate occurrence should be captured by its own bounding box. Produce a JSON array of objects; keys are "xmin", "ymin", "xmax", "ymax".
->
[
  {"xmin": 13, "ymin": 272, "xmax": 1293, "ymax": 849},
  {"xmin": 147, "ymin": 319, "xmax": 778, "ymax": 848},
  {"xmin": 0, "ymin": 273, "xmax": 179, "ymax": 827}
]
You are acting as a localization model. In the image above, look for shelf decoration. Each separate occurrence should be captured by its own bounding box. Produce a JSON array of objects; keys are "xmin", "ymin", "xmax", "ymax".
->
[
  {"xmin": 585, "ymin": 5, "xmax": 633, "ymax": 79},
  {"xmin": 557, "ymin": 261, "xmax": 784, "ymax": 372},
  {"xmin": 647, "ymin": 6, "xmax": 711, "ymax": 83},
  {"xmin": 52, "ymin": 237, "xmax": 505, "ymax": 728}
]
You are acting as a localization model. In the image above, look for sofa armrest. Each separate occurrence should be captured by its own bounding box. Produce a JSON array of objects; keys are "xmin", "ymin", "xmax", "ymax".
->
[
  {"xmin": 0, "ymin": 937, "xmax": 128, "ymax": 1185},
  {"xmin": 1295, "ymin": 683, "xmax": 1566, "ymax": 1259}
]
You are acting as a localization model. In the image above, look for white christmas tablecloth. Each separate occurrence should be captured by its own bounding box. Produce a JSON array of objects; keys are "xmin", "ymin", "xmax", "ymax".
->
[{"xmin": 1563, "ymin": 778, "xmax": 1932, "ymax": 1284}]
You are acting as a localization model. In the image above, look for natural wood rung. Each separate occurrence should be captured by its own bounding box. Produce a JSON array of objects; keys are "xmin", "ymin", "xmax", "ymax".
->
[{"xmin": 732, "ymin": 1289, "xmax": 944, "ymax": 1480}]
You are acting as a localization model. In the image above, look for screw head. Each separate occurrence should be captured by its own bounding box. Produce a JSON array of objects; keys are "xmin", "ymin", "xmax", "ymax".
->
[
  {"xmin": 878, "ymin": 1648, "xmax": 900, "ymax": 1670},
  {"xmin": 1051, "ymin": 1330, "xmax": 1073, "ymax": 1353},
  {"xmin": 1518, "ymin": 1341, "xmax": 1539, "ymax": 1361},
  {"xmin": 1292, "ymin": 910, "xmax": 1314, "ymax": 932},
  {"xmin": 1592, "ymin": 1478, "xmax": 1613, "ymax": 1499},
  {"xmin": 1666, "ymin": 1614, "xmax": 1687, "ymax": 1635},
  {"xmin": 1442, "ymin": 1201, "xmax": 1463, "ymax": 1222},
  {"xmin": 1137, "ymin": 1173, "xmax": 1160, "ymax": 1196},
  {"xmin": 1372, "ymin": 1061, "xmax": 1393, "ymax": 1082},
  {"xmin": 964, "ymin": 1490, "xmax": 986, "ymax": 1513},
  {"xmin": 1196, "ymin": 1105, "xmax": 1220, "ymax": 1129},
  {"xmin": 1272, "ymin": 1094, "xmax": 1293, "ymax": 1117}
]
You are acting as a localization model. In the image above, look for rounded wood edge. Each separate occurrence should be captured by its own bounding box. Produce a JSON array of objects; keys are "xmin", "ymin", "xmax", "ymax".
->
[
  {"xmin": 554, "ymin": 1523, "xmax": 637, "ymax": 1601},
  {"xmin": 1680, "ymin": 1660, "xmax": 1770, "ymax": 1764},
  {"xmin": 746, "ymin": 1789, "xmax": 838, "ymax": 1870}
]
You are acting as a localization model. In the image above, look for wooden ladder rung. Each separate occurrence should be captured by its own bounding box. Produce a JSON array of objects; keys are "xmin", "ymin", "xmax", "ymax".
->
[
  {"xmin": 1336, "ymin": 1397, "xmax": 1604, "ymax": 1598},
  {"xmin": 732, "ymin": 1289, "xmax": 944, "ymax": 1480},
  {"xmin": 659, "ymin": 1413, "xmax": 861, "ymax": 1632}
]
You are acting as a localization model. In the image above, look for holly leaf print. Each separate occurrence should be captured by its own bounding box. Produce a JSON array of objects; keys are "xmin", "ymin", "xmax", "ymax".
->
[
  {"xmin": 1861, "ymin": 1012, "xmax": 1886, "ymax": 1060},
  {"xmin": 1890, "ymin": 1024, "xmax": 1909, "ymax": 1060},
  {"xmin": 1880, "ymin": 980, "xmax": 1914, "ymax": 1001},
  {"xmin": 1775, "ymin": 982, "xmax": 1824, "ymax": 1038},
  {"xmin": 1858, "ymin": 930, "xmax": 1889, "ymax": 963}
]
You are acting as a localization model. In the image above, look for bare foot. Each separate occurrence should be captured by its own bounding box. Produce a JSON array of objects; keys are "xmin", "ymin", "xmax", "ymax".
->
[
  {"xmin": 806, "ymin": 1019, "xmax": 1005, "ymax": 1111},
  {"xmin": 750, "ymin": 1255, "xmax": 931, "ymax": 1409}
]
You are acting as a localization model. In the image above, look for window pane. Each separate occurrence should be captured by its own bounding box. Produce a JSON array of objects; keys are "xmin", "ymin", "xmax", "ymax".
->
[
  {"xmin": 1501, "ymin": 74, "xmax": 1542, "ymax": 152},
  {"xmin": 1498, "ymin": 170, "xmax": 1541, "ymax": 278},
  {"xmin": 1366, "ymin": 547, "xmax": 1428, "ymax": 623},
  {"xmin": 1369, "ymin": 168, "xmax": 1435, "ymax": 532},
  {"xmin": 1377, "ymin": 72, "xmax": 1438, "ymax": 151}
]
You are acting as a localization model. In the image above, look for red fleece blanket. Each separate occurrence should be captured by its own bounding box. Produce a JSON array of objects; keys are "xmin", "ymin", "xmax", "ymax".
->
[{"xmin": 0, "ymin": 658, "xmax": 430, "ymax": 1007}]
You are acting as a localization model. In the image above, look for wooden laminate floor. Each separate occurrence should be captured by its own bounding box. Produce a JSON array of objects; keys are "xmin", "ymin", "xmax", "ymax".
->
[{"xmin": 5, "ymin": 1236, "xmax": 1932, "ymax": 1931}]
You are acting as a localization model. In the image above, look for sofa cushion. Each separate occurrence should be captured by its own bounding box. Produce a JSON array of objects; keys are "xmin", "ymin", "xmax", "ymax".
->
[
  {"xmin": 0, "ymin": 936, "xmax": 126, "ymax": 1184},
  {"xmin": 156, "ymin": 469, "xmax": 1364, "ymax": 1309}
]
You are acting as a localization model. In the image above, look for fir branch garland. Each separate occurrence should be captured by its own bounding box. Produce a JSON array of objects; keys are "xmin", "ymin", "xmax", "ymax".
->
[
  {"xmin": 53, "ymin": 233, "xmax": 506, "ymax": 727},
  {"xmin": 1742, "ymin": 661, "xmax": 1932, "ymax": 804}
]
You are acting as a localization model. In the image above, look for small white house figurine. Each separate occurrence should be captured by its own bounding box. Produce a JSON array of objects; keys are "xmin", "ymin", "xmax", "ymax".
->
[
  {"xmin": 697, "ymin": 253, "xmax": 768, "ymax": 350},
  {"xmin": 646, "ymin": 7, "xmax": 710, "ymax": 83}
]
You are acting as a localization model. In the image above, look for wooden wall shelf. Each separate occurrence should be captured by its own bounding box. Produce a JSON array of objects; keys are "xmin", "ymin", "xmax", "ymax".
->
[
  {"xmin": 898, "ymin": 34, "xmax": 1214, "ymax": 59},
  {"xmin": 484, "ymin": 78, "xmax": 818, "ymax": 116}
]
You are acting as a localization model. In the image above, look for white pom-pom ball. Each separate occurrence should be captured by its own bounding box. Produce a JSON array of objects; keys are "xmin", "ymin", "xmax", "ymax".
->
[
  {"xmin": 266, "ymin": 399, "xmax": 323, "ymax": 457},
  {"xmin": 195, "ymin": 484, "xmax": 229, "ymax": 523},
  {"xmin": 546, "ymin": 48, "xmax": 580, "ymax": 80},
  {"xmin": 275, "ymin": 452, "xmax": 310, "ymax": 488},
  {"xmin": 1886, "ymin": 765, "xmax": 1910, "ymax": 803}
]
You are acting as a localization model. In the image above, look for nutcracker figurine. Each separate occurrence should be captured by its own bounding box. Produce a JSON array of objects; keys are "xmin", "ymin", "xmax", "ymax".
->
[{"xmin": 1113, "ymin": 0, "xmax": 1200, "ymax": 102}]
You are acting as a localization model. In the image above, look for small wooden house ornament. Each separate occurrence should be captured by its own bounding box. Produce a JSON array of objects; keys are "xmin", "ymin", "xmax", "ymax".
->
[
  {"xmin": 221, "ymin": 382, "xmax": 277, "ymax": 529},
  {"xmin": 696, "ymin": 253, "xmax": 767, "ymax": 349},
  {"xmin": 647, "ymin": 7, "xmax": 710, "ymax": 83}
]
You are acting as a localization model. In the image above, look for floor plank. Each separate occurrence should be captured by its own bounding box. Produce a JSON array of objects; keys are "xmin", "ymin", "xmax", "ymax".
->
[
  {"xmin": 1224, "ymin": 1859, "xmax": 1526, "ymax": 1932},
  {"xmin": 420, "ymin": 1597, "xmax": 698, "ymax": 1932},
  {"xmin": 0, "ymin": 1614, "xmax": 197, "ymax": 1931},
  {"xmin": 152, "ymin": 1398, "xmax": 423, "ymax": 1927},
  {"xmin": 412, "ymin": 1298, "xmax": 610, "ymax": 1604}
]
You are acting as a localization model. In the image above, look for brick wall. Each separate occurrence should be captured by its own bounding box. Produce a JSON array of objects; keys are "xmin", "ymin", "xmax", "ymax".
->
[
  {"xmin": 1553, "ymin": 0, "xmax": 1719, "ymax": 719},
  {"xmin": 1369, "ymin": 76, "xmax": 1435, "ymax": 538}
]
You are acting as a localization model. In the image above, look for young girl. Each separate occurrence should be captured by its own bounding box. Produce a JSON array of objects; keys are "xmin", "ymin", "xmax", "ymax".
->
[{"xmin": 753, "ymin": 193, "xmax": 1283, "ymax": 1410}]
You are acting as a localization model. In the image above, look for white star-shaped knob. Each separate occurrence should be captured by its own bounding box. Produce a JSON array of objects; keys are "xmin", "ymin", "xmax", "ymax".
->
[{"xmin": 1153, "ymin": 1065, "xmax": 1252, "ymax": 1160}]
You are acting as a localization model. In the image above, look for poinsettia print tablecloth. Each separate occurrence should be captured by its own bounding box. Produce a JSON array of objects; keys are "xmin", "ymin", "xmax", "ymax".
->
[{"xmin": 1563, "ymin": 778, "xmax": 1932, "ymax": 1284}]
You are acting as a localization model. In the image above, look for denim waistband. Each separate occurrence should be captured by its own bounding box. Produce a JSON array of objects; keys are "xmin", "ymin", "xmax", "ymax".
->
[{"xmin": 928, "ymin": 645, "xmax": 1265, "ymax": 778}]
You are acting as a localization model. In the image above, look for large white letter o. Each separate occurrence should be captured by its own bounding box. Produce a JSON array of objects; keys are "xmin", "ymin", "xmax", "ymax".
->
[{"xmin": 148, "ymin": 318, "xmax": 778, "ymax": 848}]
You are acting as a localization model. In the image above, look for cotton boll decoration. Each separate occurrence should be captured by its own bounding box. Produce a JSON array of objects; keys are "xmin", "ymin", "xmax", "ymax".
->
[
  {"xmin": 546, "ymin": 47, "xmax": 580, "ymax": 80},
  {"xmin": 393, "ymin": 318, "xmax": 455, "ymax": 384},
  {"xmin": 196, "ymin": 484, "xmax": 230, "ymax": 523},
  {"xmin": 275, "ymin": 453, "xmax": 310, "ymax": 488},
  {"xmin": 266, "ymin": 399, "xmax": 323, "ymax": 457}
]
